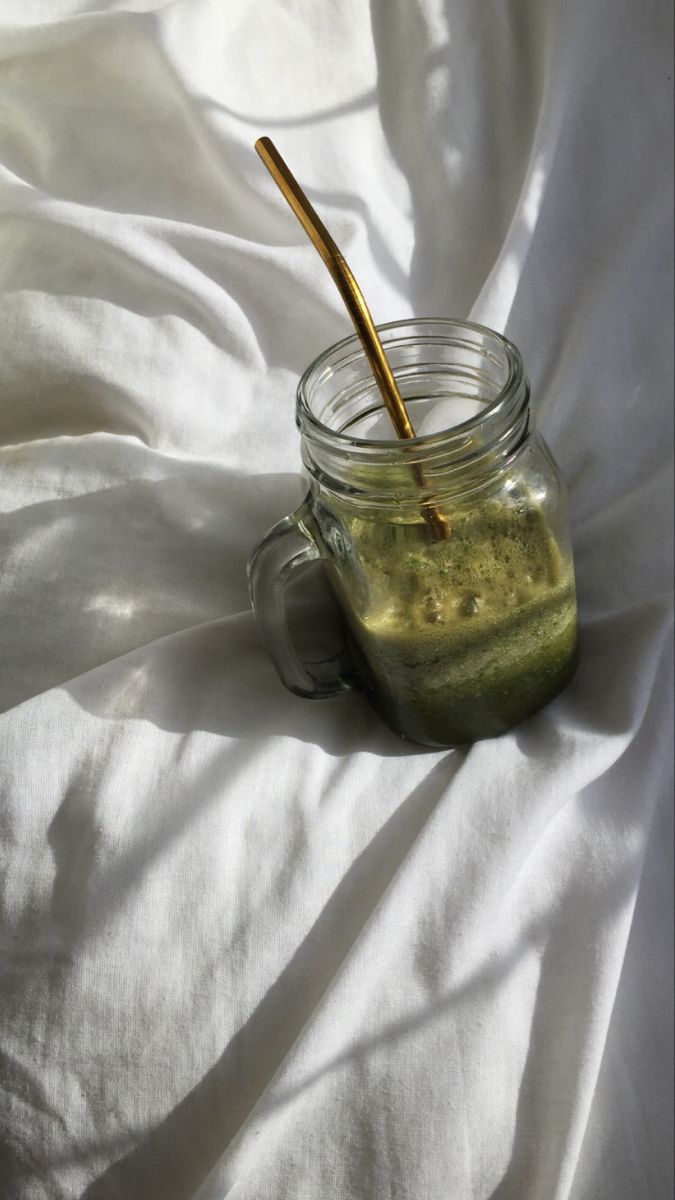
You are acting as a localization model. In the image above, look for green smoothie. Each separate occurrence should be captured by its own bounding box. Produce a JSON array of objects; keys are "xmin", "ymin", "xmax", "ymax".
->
[{"xmin": 325, "ymin": 497, "xmax": 578, "ymax": 746}]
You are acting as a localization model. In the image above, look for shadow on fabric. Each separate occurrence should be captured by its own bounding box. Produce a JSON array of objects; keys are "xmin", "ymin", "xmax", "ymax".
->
[
  {"xmin": 78, "ymin": 754, "xmax": 462, "ymax": 1200},
  {"xmin": 77, "ymin": 746, "xmax": 645, "ymax": 1200},
  {"xmin": 0, "ymin": 461, "xmax": 298, "ymax": 694},
  {"xmin": 7, "ymin": 454, "xmax": 418, "ymax": 755}
]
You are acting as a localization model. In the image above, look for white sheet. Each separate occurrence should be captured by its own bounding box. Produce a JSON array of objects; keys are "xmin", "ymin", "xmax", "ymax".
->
[{"xmin": 0, "ymin": 2, "xmax": 672, "ymax": 1198}]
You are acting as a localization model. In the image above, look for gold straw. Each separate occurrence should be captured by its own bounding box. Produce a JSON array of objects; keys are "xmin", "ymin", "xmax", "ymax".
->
[{"xmin": 255, "ymin": 136, "xmax": 449, "ymax": 540}]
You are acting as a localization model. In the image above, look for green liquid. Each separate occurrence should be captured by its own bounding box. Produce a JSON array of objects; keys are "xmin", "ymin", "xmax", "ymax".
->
[{"xmin": 326, "ymin": 499, "xmax": 578, "ymax": 746}]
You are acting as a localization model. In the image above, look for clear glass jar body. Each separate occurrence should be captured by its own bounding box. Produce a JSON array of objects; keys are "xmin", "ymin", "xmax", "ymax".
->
[{"xmin": 249, "ymin": 320, "xmax": 578, "ymax": 747}]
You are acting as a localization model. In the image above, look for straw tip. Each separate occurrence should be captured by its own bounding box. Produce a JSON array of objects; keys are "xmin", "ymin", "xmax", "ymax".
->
[{"xmin": 255, "ymin": 136, "xmax": 273, "ymax": 158}]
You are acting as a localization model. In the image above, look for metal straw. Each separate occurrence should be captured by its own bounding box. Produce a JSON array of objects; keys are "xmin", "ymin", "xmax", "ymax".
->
[{"xmin": 255, "ymin": 136, "xmax": 449, "ymax": 540}]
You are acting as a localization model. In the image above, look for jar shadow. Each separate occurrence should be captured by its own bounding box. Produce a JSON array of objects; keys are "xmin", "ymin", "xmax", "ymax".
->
[{"xmin": 24, "ymin": 461, "xmax": 428, "ymax": 757}]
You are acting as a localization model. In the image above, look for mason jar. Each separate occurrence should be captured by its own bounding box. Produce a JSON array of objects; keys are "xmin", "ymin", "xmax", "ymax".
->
[{"xmin": 248, "ymin": 319, "xmax": 578, "ymax": 747}]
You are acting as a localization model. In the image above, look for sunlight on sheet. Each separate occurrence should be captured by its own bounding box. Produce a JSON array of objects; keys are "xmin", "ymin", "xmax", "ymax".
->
[{"xmin": 86, "ymin": 594, "xmax": 136, "ymax": 620}]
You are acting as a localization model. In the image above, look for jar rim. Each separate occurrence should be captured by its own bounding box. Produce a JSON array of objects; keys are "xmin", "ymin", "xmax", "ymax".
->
[{"xmin": 296, "ymin": 317, "xmax": 525, "ymax": 452}]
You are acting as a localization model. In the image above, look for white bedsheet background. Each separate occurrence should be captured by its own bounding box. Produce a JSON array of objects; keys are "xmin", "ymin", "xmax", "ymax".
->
[{"xmin": 0, "ymin": 2, "xmax": 672, "ymax": 1198}]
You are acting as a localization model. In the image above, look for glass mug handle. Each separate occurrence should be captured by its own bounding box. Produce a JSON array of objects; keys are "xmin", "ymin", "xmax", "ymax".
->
[{"xmin": 248, "ymin": 498, "xmax": 354, "ymax": 698}]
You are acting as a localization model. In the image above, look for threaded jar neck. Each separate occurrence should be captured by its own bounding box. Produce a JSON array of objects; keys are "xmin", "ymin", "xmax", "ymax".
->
[{"xmin": 297, "ymin": 319, "xmax": 531, "ymax": 507}]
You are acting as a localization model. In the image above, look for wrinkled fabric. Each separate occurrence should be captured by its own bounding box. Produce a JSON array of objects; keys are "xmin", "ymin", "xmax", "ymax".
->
[{"xmin": 0, "ymin": 2, "xmax": 672, "ymax": 1198}]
